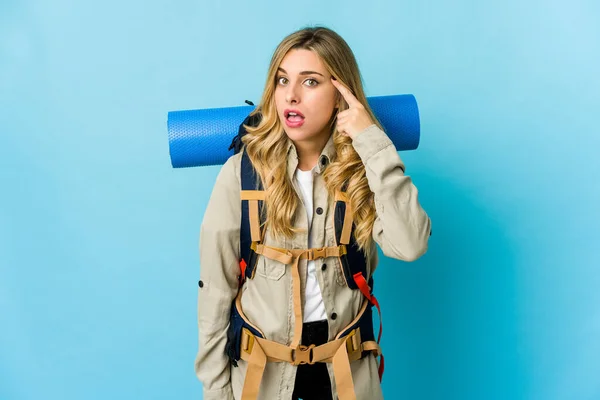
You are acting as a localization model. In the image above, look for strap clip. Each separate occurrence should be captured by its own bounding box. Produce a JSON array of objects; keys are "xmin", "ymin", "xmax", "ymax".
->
[
  {"xmin": 292, "ymin": 344, "xmax": 316, "ymax": 365},
  {"xmin": 310, "ymin": 247, "xmax": 326, "ymax": 260},
  {"xmin": 241, "ymin": 328, "xmax": 256, "ymax": 355},
  {"xmin": 345, "ymin": 328, "xmax": 363, "ymax": 361}
]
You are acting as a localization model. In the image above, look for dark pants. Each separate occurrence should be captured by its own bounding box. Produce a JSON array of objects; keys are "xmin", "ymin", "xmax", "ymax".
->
[{"xmin": 292, "ymin": 319, "xmax": 333, "ymax": 400}]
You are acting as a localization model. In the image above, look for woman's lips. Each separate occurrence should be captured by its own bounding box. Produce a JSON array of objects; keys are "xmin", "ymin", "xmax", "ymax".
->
[{"xmin": 284, "ymin": 115, "xmax": 305, "ymax": 128}]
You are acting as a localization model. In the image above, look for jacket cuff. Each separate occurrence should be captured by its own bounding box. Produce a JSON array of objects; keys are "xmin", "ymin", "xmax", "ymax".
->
[
  {"xmin": 351, "ymin": 124, "xmax": 395, "ymax": 164},
  {"xmin": 203, "ymin": 384, "xmax": 234, "ymax": 400}
]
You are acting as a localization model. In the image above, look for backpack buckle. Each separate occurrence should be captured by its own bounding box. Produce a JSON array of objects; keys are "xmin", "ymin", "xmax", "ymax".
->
[
  {"xmin": 345, "ymin": 329, "xmax": 363, "ymax": 361},
  {"xmin": 292, "ymin": 344, "xmax": 316, "ymax": 365},
  {"xmin": 310, "ymin": 247, "xmax": 326, "ymax": 260},
  {"xmin": 241, "ymin": 328, "xmax": 256, "ymax": 355}
]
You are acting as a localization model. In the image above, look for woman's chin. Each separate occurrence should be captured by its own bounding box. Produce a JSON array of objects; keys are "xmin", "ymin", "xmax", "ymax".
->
[{"xmin": 284, "ymin": 128, "xmax": 314, "ymax": 143}]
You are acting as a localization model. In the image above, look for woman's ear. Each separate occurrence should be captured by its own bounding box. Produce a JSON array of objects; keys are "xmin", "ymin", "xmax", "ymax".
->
[{"xmin": 334, "ymin": 93, "xmax": 342, "ymax": 108}]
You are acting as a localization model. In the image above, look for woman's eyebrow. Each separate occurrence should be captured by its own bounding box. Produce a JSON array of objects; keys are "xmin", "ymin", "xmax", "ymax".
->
[{"xmin": 277, "ymin": 67, "xmax": 325, "ymax": 77}]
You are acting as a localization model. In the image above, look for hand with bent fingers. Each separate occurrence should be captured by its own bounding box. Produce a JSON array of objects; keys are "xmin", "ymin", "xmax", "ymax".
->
[{"xmin": 331, "ymin": 77, "xmax": 375, "ymax": 140}]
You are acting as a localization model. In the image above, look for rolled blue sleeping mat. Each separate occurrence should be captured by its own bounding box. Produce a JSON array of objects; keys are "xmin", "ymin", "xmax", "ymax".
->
[{"xmin": 167, "ymin": 94, "xmax": 420, "ymax": 168}]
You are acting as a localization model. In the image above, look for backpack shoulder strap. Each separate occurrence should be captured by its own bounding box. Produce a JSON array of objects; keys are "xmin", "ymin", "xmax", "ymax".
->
[
  {"xmin": 239, "ymin": 148, "xmax": 265, "ymax": 282},
  {"xmin": 334, "ymin": 184, "xmax": 383, "ymax": 345},
  {"xmin": 334, "ymin": 184, "xmax": 370, "ymax": 290}
]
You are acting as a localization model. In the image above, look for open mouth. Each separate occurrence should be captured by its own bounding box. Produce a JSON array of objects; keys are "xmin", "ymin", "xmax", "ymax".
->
[
  {"xmin": 285, "ymin": 110, "xmax": 305, "ymax": 122},
  {"xmin": 284, "ymin": 109, "xmax": 305, "ymax": 127}
]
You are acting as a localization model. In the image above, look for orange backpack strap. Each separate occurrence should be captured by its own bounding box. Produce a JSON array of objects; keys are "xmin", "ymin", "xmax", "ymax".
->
[{"xmin": 239, "ymin": 148, "xmax": 265, "ymax": 283}]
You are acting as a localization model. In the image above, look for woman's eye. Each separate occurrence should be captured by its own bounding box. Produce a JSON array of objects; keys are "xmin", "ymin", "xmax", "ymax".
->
[
  {"xmin": 277, "ymin": 76, "xmax": 288, "ymax": 85},
  {"xmin": 305, "ymin": 78, "xmax": 318, "ymax": 87}
]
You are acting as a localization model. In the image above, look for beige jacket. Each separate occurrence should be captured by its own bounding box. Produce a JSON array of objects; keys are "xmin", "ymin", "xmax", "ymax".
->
[{"xmin": 195, "ymin": 124, "xmax": 431, "ymax": 400}]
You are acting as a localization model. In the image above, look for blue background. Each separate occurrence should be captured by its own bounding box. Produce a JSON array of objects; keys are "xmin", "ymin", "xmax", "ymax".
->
[{"xmin": 1, "ymin": 1, "xmax": 599, "ymax": 399}]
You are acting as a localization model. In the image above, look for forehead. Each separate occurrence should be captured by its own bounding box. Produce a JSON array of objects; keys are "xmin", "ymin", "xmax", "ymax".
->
[{"xmin": 278, "ymin": 49, "xmax": 326, "ymax": 74}]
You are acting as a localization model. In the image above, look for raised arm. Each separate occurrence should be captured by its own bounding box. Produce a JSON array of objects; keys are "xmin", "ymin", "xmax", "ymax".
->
[{"xmin": 352, "ymin": 124, "xmax": 431, "ymax": 261}]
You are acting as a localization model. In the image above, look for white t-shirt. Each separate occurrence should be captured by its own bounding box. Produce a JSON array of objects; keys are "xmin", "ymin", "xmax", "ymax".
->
[{"xmin": 294, "ymin": 167, "xmax": 328, "ymax": 322}]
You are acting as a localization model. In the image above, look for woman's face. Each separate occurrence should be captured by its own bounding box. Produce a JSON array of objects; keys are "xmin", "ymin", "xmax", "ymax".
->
[{"xmin": 274, "ymin": 49, "xmax": 338, "ymax": 144}]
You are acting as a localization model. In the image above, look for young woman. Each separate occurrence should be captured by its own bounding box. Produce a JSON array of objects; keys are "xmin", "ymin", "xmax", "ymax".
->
[{"xmin": 195, "ymin": 26, "xmax": 431, "ymax": 400}]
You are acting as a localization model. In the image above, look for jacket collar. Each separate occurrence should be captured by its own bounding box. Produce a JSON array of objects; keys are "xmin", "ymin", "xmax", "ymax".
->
[{"xmin": 286, "ymin": 133, "xmax": 335, "ymax": 181}]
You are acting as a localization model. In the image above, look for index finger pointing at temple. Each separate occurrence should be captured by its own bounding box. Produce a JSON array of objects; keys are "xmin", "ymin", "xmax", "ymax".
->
[{"xmin": 331, "ymin": 78, "xmax": 361, "ymax": 107}]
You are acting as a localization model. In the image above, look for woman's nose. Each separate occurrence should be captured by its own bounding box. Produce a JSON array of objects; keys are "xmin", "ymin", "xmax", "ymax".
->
[{"xmin": 285, "ymin": 85, "xmax": 300, "ymax": 104}]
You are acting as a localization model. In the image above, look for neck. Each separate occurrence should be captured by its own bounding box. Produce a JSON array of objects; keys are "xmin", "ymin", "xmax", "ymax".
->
[{"xmin": 294, "ymin": 132, "xmax": 331, "ymax": 171}]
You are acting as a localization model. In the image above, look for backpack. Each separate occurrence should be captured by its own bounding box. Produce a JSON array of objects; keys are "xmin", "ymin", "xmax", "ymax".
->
[{"xmin": 225, "ymin": 108, "xmax": 384, "ymax": 391}]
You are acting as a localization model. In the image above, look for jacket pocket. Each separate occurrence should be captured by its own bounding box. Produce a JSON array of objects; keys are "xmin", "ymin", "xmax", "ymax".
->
[{"xmin": 256, "ymin": 255, "xmax": 286, "ymax": 281}]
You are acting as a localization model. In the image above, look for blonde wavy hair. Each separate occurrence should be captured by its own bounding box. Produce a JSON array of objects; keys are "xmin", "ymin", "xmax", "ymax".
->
[{"xmin": 241, "ymin": 26, "xmax": 382, "ymax": 256}]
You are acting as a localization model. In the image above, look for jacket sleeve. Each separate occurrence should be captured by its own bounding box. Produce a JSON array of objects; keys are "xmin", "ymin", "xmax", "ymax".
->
[
  {"xmin": 194, "ymin": 155, "xmax": 241, "ymax": 400},
  {"xmin": 352, "ymin": 124, "xmax": 431, "ymax": 261}
]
